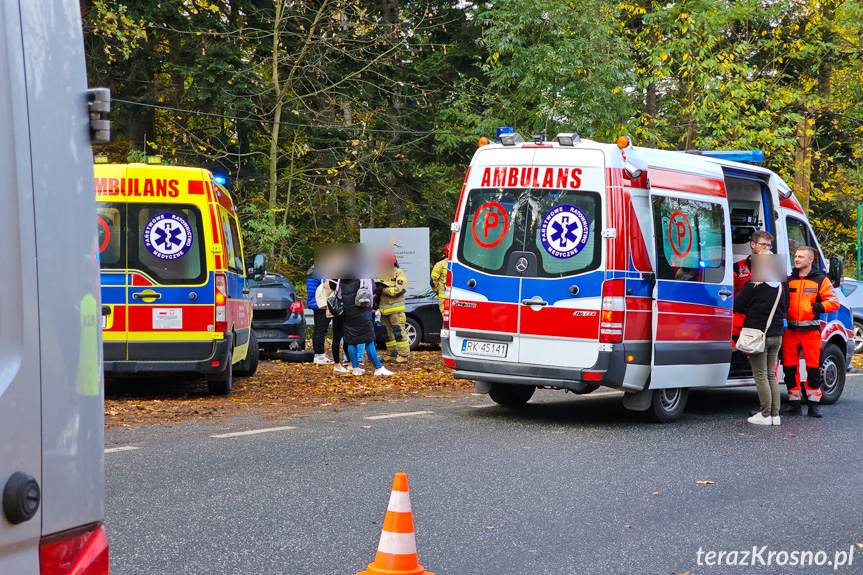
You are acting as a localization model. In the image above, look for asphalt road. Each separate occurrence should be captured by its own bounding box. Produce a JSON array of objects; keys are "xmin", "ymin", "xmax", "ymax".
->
[{"xmin": 105, "ymin": 375, "xmax": 863, "ymax": 575}]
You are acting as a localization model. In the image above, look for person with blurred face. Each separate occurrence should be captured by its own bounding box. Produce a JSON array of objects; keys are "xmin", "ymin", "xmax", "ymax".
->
[{"xmin": 781, "ymin": 246, "xmax": 839, "ymax": 417}]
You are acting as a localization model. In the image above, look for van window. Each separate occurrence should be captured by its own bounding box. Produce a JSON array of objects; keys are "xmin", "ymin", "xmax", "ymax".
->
[
  {"xmin": 786, "ymin": 216, "xmax": 823, "ymax": 270},
  {"xmin": 130, "ymin": 204, "xmax": 206, "ymax": 284},
  {"xmin": 530, "ymin": 190, "xmax": 601, "ymax": 277},
  {"xmin": 458, "ymin": 188, "xmax": 525, "ymax": 275},
  {"xmin": 222, "ymin": 213, "xmax": 244, "ymax": 272},
  {"xmin": 653, "ymin": 197, "xmax": 726, "ymax": 283},
  {"xmin": 97, "ymin": 205, "xmax": 123, "ymax": 268}
]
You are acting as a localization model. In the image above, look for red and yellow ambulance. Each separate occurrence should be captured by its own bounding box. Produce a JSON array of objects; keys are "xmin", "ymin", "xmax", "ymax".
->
[{"xmin": 95, "ymin": 162, "xmax": 261, "ymax": 394}]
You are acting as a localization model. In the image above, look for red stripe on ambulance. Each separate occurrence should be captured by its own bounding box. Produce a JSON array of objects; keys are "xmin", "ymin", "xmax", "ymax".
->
[
  {"xmin": 519, "ymin": 307, "xmax": 599, "ymax": 338},
  {"xmin": 649, "ymin": 168, "xmax": 726, "ymax": 198},
  {"xmin": 450, "ymin": 301, "xmax": 518, "ymax": 333}
]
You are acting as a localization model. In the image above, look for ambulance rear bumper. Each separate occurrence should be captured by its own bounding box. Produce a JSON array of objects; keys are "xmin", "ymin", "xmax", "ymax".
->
[
  {"xmin": 103, "ymin": 334, "xmax": 233, "ymax": 375},
  {"xmin": 443, "ymin": 338, "xmax": 633, "ymax": 392}
]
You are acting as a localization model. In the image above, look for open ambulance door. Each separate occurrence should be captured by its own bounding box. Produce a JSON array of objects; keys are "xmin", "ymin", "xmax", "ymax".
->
[{"xmin": 648, "ymin": 184, "xmax": 735, "ymax": 392}]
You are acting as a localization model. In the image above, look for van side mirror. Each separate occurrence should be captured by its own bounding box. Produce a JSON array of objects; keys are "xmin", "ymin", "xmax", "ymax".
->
[
  {"xmin": 829, "ymin": 256, "xmax": 844, "ymax": 288},
  {"xmin": 251, "ymin": 253, "xmax": 266, "ymax": 281}
]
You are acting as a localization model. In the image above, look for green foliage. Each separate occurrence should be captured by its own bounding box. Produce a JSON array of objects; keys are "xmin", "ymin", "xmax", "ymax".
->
[{"xmin": 84, "ymin": 0, "xmax": 863, "ymax": 285}]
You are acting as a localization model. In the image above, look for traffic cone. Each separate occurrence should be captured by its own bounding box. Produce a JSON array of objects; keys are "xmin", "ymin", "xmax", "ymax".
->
[{"xmin": 357, "ymin": 473, "xmax": 434, "ymax": 575}]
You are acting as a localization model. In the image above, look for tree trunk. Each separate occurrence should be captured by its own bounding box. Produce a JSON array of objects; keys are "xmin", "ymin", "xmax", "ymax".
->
[
  {"xmin": 794, "ymin": 112, "xmax": 814, "ymax": 215},
  {"xmin": 383, "ymin": 0, "xmax": 406, "ymax": 227},
  {"xmin": 267, "ymin": 0, "xmax": 284, "ymax": 259}
]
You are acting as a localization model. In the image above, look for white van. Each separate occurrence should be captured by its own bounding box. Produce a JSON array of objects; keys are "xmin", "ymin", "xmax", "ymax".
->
[
  {"xmin": 1, "ymin": 0, "xmax": 108, "ymax": 572},
  {"xmin": 441, "ymin": 131, "xmax": 852, "ymax": 421}
]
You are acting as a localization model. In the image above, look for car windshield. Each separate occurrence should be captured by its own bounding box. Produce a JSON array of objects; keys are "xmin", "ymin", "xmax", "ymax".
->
[{"xmin": 249, "ymin": 275, "xmax": 292, "ymax": 289}]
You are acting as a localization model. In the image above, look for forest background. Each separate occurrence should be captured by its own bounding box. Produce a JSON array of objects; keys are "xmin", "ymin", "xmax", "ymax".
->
[{"xmin": 83, "ymin": 0, "xmax": 863, "ymax": 285}]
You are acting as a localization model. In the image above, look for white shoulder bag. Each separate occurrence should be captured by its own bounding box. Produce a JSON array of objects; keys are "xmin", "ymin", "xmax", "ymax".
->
[{"xmin": 736, "ymin": 286, "xmax": 782, "ymax": 354}]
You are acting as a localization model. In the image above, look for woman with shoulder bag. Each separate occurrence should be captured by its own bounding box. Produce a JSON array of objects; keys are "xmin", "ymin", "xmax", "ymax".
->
[
  {"xmin": 734, "ymin": 271, "xmax": 789, "ymax": 426},
  {"xmin": 328, "ymin": 278, "xmax": 392, "ymax": 377}
]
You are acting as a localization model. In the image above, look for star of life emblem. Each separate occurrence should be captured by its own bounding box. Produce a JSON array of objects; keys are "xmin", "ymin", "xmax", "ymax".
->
[
  {"xmin": 143, "ymin": 213, "xmax": 193, "ymax": 261},
  {"xmin": 539, "ymin": 205, "xmax": 589, "ymax": 258}
]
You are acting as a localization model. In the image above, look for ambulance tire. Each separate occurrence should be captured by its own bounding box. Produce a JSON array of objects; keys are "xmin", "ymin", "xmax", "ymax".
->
[
  {"xmin": 234, "ymin": 331, "xmax": 259, "ymax": 377},
  {"xmin": 488, "ymin": 383, "xmax": 535, "ymax": 407},
  {"xmin": 207, "ymin": 351, "xmax": 233, "ymax": 395},
  {"xmin": 645, "ymin": 387, "xmax": 688, "ymax": 423},
  {"xmin": 819, "ymin": 343, "xmax": 845, "ymax": 405}
]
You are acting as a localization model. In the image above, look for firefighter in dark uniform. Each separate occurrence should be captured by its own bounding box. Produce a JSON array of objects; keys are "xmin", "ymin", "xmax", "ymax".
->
[{"xmin": 781, "ymin": 246, "xmax": 839, "ymax": 417}]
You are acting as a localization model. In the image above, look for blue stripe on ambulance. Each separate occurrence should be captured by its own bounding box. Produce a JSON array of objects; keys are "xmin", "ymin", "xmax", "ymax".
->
[
  {"xmin": 450, "ymin": 262, "xmax": 520, "ymax": 303},
  {"xmin": 656, "ymin": 281, "xmax": 733, "ymax": 309}
]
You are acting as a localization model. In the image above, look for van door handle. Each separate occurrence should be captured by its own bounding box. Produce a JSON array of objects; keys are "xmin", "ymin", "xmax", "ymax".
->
[
  {"xmin": 133, "ymin": 291, "xmax": 162, "ymax": 300},
  {"xmin": 243, "ymin": 287, "xmax": 250, "ymax": 296},
  {"xmin": 718, "ymin": 287, "xmax": 732, "ymax": 298},
  {"xmin": 521, "ymin": 297, "xmax": 548, "ymax": 306}
]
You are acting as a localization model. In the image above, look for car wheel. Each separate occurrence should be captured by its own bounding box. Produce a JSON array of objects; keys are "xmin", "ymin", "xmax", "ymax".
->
[
  {"xmin": 234, "ymin": 331, "xmax": 259, "ymax": 377},
  {"xmin": 207, "ymin": 350, "xmax": 233, "ymax": 395},
  {"xmin": 488, "ymin": 383, "xmax": 535, "ymax": 407},
  {"xmin": 644, "ymin": 387, "xmax": 688, "ymax": 423},
  {"xmin": 405, "ymin": 317, "xmax": 422, "ymax": 351},
  {"xmin": 281, "ymin": 349, "xmax": 315, "ymax": 363},
  {"xmin": 819, "ymin": 343, "xmax": 846, "ymax": 405},
  {"xmin": 854, "ymin": 321, "xmax": 863, "ymax": 355}
]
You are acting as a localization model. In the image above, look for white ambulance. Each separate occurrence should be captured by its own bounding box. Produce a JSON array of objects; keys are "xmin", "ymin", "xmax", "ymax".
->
[
  {"xmin": 441, "ymin": 131, "xmax": 852, "ymax": 421},
  {"xmin": 1, "ymin": 0, "xmax": 108, "ymax": 572}
]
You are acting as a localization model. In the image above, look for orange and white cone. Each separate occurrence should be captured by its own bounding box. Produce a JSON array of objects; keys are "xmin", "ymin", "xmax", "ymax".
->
[{"xmin": 357, "ymin": 473, "xmax": 434, "ymax": 575}]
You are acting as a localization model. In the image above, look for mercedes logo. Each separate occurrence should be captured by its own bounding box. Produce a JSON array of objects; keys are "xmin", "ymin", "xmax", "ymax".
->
[{"xmin": 515, "ymin": 257, "xmax": 529, "ymax": 272}]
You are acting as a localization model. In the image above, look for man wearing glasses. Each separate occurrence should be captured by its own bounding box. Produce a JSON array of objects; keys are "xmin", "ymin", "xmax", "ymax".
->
[{"xmin": 734, "ymin": 231, "xmax": 774, "ymax": 296}]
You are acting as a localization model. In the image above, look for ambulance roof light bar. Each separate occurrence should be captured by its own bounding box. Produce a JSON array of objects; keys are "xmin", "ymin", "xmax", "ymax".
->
[
  {"xmin": 556, "ymin": 133, "xmax": 581, "ymax": 146},
  {"xmin": 685, "ymin": 149, "xmax": 764, "ymax": 163},
  {"xmin": 500, "ymin": 132, "xmax": 525, "ymax": 146}
]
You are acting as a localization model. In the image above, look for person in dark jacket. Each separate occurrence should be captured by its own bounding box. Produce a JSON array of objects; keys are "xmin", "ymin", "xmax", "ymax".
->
[
  {"xmin": 734, "ymin": 278, "xmax": 789, "ymax": 425},
  {"xmin": 328, "ymin": 278, "xmax": 392, "ymax": 377}
]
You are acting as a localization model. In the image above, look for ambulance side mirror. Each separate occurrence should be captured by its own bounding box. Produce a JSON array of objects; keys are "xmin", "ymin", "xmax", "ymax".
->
[
  {"xmin": 251, "ymin": 253, "xmax": 266, "ymax": 281},
  {"xmin": 829, "ymin": 256, "xmax": 843, "ymax": 288}
]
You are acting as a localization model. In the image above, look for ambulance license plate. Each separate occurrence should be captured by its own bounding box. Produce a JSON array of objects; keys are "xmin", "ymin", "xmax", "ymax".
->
[{"xmin": 462, "ymin": 340, "xmax": 508, "ymax": 358}]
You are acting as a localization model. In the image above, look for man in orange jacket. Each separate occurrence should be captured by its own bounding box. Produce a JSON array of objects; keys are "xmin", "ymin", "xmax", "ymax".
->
[{"xmin": 781, "ymin": 246, "xmax": 839, "ymax": 417}]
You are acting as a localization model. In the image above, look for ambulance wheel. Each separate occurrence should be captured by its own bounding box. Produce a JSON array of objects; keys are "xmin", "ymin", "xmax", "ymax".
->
[
  {"xmin": 207, "ymin": 351, "xmax": 233, "ymax": 395},
  {"xmin": 405, "ymin": 317, "xmax": 422, "ymax": 351},
  {"xmin": 234, "ymin": 331, "xmax": 259, "ymax": 377},
  {"xmin": 488, "ymin": 383, "xmax": 535, "ymax": 407},
  {"xmin": 645, "ymin": 387, "xmax": 688, "ymax": 423},
  {"xmin": 819, "ymin": 343, "xmax": 845, "ymax": 405}
]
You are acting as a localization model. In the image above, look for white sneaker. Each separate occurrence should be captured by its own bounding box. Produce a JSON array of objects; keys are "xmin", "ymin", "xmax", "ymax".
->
[
  {"xmin": 351, "ymin": 368, "xmax": 364, "ymax": 376},
  {"xmin": 772, "ymin": 415, "xmax": 781, "ymax": 426},
  {"xmin": 747, "ymin": 413, "xmax": 773, "ymax": 426},
  {"xmin": 333, "ymin": 364, "xmax": 350, "ymax": 375},
  {"xmin": 374, "ymin": 367, "xmax": 394, "ymax": 376},
  {"xmin": 313, "ymin": 354, "xmax": 334, "ymax": 365}
]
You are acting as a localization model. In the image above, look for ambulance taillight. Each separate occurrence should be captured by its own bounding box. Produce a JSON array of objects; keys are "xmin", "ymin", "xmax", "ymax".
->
[
  {"xmin": 40, "ymin": 523, "xmax": 109, "ymax": 575},
  {"xmin": 599, "ymin": 279, "xmax": 625, "ymax": 344},
  {"xmin": 215, "ymin": 273, "xmax": 228, "ymax": 332}
]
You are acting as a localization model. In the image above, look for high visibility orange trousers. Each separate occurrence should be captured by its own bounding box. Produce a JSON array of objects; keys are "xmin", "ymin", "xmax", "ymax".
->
[{"xmin": 781, "ymin": 329, "xmax": 822, "ymax": 402}]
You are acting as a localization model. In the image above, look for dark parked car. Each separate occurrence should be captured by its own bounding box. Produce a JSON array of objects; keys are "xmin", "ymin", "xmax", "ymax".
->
[
  {"xmin": 375, "ymin": 289, "xmax": 443, "ymax": 350},
  {"xmin": 842, "ymin": 278, "xmax": 863, "ymax": 354},
  {"xmin": 249, "ymin": 273, "xmax": 311, "ymax": 358}
]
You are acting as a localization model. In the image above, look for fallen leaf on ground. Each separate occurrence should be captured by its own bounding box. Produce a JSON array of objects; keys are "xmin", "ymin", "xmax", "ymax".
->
[
  {"xmin": 696, "ymin": 480, "xmax": 714, "ymax": 485},
  {"xmin": 485, "ymin": 526, "xmax": 495, "ymax": 530},
  {"xmin": 651, "ymin": 492, "xmax": 659, "ymax": 496}
]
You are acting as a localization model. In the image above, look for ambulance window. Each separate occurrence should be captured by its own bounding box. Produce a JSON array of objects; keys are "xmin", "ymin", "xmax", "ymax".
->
[
  {"xmin": 129, "ymin": 205, "xmax": 206, "ymax": 284},
  {"xmin": 786, "ymin": 217, "xmax": 823, "ymax": 271},
  {"xmin": 531, "ymin": 190, "xmax": 601, "ymax": 277},
  {"xmin": 96, "ymin": 205, "xmax": 123, "ymax": 268},
  {"xmin": 223, "ymin": 214, "xmax": 243, "ymax": 272},
  {"xmin": 458, "ymin": 188, "xmax": 525, "ymax": 274},
  {"xmin": 652, "ymin": 197, "xmax": 726, "ymax": 283}
]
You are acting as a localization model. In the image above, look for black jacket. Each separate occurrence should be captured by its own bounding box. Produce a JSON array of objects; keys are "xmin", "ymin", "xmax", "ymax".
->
[
  {"xmin": 733, "ymin": 282, "xmax": 789, "ymax": 337},
  {"xmin": 330, "ymin": 279, "xmax": 375, "ymax": 345}
]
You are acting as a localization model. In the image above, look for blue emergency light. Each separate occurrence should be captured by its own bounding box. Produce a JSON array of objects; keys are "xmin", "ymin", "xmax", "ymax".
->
[
  {"xmin": 496, "ymin": 126, "xmax": 514, "ymax": 142},
  {"xmin": 213, "ymin": 175, "xmax": 227, "ymax": 185},
  {"xmin": 686, "ymin": 150, "xmax": 764, "ymax": 163}
]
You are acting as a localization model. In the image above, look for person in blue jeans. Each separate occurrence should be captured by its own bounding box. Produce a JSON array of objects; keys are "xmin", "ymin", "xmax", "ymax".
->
[{"xmin": 328, "ymin": 277, "xmax": 393, "ymax": 377}]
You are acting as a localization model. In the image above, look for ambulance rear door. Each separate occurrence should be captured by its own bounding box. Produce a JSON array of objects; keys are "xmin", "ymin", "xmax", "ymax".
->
[
  {"xmin": 448, "ymin": 147, "xmax": 537, "ymax": 362},
  {"xmin": 122, "ymin": 167, "xmax": 213, "ymax": 362},
  {"xmin": 646, "ymin": 162, "xmax": 734, "ymax": 388},
  {"xmin": 516, "ymin": 147, "xmax": 606, "ymax": 369}
]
